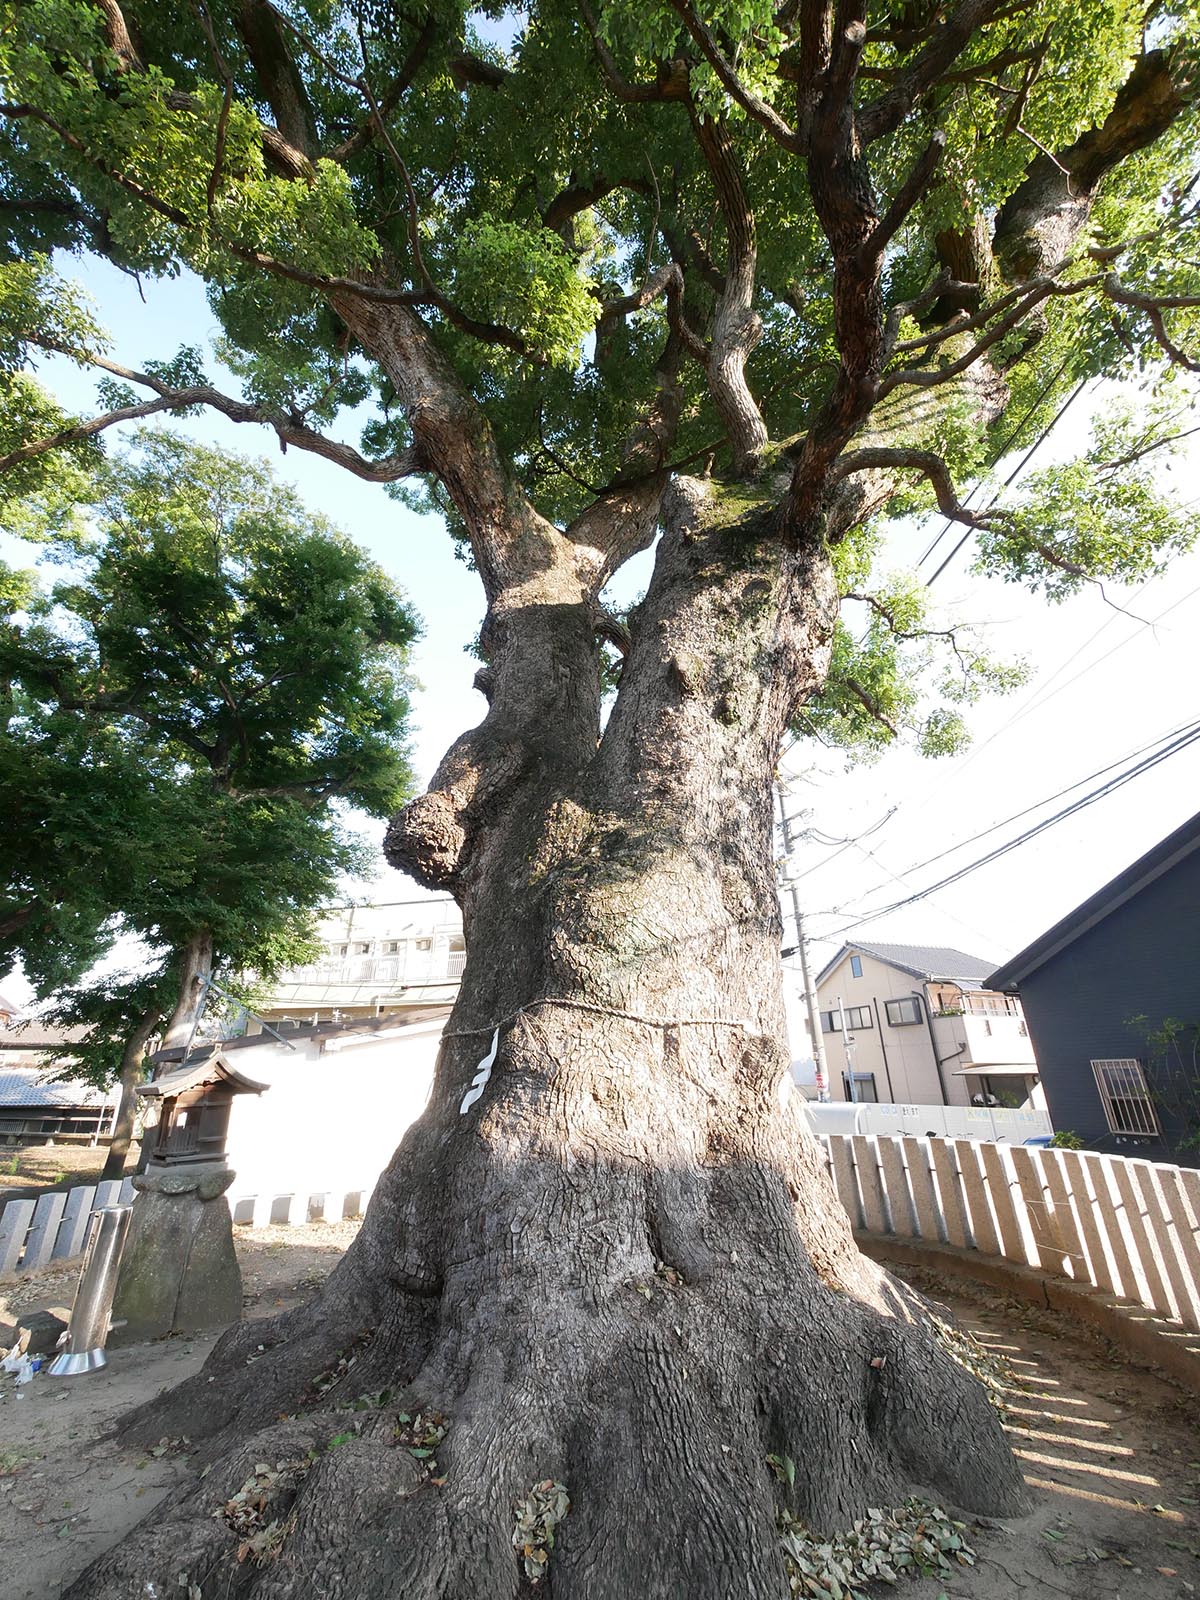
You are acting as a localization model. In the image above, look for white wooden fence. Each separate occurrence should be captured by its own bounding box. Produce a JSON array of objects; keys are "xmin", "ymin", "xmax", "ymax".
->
[
  {"xmin": 5, "ymin": 1142, "xmax": 1200, "ymax": 1340},
  {"xmin": 0, "ymin": 1179, "xmax": 374, "ymax": 1274},
  {"xmin": 821, "ymin": 1134, "xmax": 1200, "ymax": 1333},
  {"xmin": 0, "ymin": 1178, "xmax": 135, "ymax": 1275}
]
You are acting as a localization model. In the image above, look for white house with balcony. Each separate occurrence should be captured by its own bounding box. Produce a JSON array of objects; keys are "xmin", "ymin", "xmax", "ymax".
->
[
  {"xmin": 255, "ymin": 894, "xmax": 465, "ymax": 1026},
  {"xmin": 812, "ymin": 941, "xmax": 1042, "ymax": 1109}
]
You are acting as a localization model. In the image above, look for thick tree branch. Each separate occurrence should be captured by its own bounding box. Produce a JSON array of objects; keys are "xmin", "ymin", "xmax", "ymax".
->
[
  {"xmin": 1103, "ymin": 274, "xmax": 1200, "ymax": 372},
  {"xmin": 993, "ymin": 46, "xmax": 1197, "ymax": 279},
  {"xmin": 0, "ymin": 346, "xmax": 427, "ymax": 484},
  {"xmin": 691, "ymin": 112, "xmax": 769, "ymax": 472},
  {"xmin": 0, "ymin": 903, "xmax": 35, "ymax": 942},
  {"xmin": 665, "ymin": 0, "xmax": 802, "ymax": 150},
  {"xmin": 327, "ymin": 16, "xmax": 438, "ymax": 163},
  {"xmin": 860, "ymin": 130, "xmax": 945, "ymax": 267},
  {"xmin": 841, "ymin": 677, "xmax": 899, "ymax": 734},
  {"xmin": 858, "ymin": 0, "xmax": 1012, "ymax": 143},
  {"xmin": 578, "ymin": 0, "xmax": 690, "ymax": 102},
  {"xmin": 233, "ymin": 0, "xmax": 319, "ymax": 157},
  {"xmin": 596, "ymin": 262, "xmax": 709, "ymax": 364},
  {"xmin": 831, "ymin": 447, "xmax": 995, "ymax": 527}
]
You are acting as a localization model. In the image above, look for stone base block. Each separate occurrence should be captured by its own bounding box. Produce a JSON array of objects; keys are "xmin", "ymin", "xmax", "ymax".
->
[{"xmin": 110, "ymin": 1162, "xmax": 243, "ymax": 1345}]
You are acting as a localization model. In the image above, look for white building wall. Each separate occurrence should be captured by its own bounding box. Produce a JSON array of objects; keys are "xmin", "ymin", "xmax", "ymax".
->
[
  {"xmin": 223, "ymin": 1017, "xmax": 444, "ymax": 1208},
  {"xmin": 259, "ymin": 894, "xmax": 465, "ymax": 1018},
  {"xmin": 816, "ymin": 952, "xmax": 968, "ymax": 1106}
]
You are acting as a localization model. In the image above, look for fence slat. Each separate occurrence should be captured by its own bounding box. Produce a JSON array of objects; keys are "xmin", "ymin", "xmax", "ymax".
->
[
  {"xmin": 93, "ymin": 1179, "xmax": 122, "ymax": 1211},
  {"xmin": 877, "ymin": 1137, "xmax": 917, "ymax": 1238},
  {"xmin": 1109, "ymin": 1157, "xmax": 1170, "ymax": 1313},
  {"xmin": 1131, "ymin": 1161, "xmax": 1190, "ymax": 1324},
  {"xmin": 1092, "ymin": 1154, "xmax": 1141, "ymax": 1301},
  {"xmin": 21, "ymin": 1191, "xmax": 68, "ymax": 1270},
  {"xmin": 52, "ymin": 1185, "xmax": 97, "ymax": 1261},
  {"xmin": 978, "ymin": 1142, "xmax": 1027, "ymax": 1262},
  {"xmin": 1158, "ymin": 1167, "xmax": 1200, "ymax": 1331},
  {"xmin": 815, "ymin": 1134, "xmax": 1198, "ymax": 1329},
  {"xmin": 829, "ymin": 1139, "xmax": 863, "ymax": 1230},
  {"xmin": 1039, "ymin": 1149, "xmax": 1088, "ymax": 1282},
  {"xmin": 852, "ymin": 1136, "xmax": 889, "ymax": 1234},
  {"xmin": 1058, "ymin": 1151, "xmax": 1116, "ymax": 1297},
  {"xmin": 0, "ymin": 1198, "xmax": 35, "ymax": 1274},
  {"xmin": 900, "ymin": 1137, "xmax": 944, "ymax": 1242},
  {"xmin": 1008, "ymin": 1147, "xmax": 1067, "ymax": 1275},
  {"xmin": 955, "ymin": 1140, "xmax": 999, "ymax": 1256},
  {"xmin": 928, "ymin": 1140, "xmax": 971, "ymax": 1249}
]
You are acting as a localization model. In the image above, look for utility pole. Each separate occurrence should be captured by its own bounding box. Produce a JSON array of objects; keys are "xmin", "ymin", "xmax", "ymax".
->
[
  {"xmin": 838, "ymin": 994, "xmax": 856, "ymax": 1103},
  {"xmin": 775, "ymin": 781, "xmax": 830, "ymax": 1103}
]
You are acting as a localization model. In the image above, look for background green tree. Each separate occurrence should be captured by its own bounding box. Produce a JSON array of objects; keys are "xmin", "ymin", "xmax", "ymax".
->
[
  {"xmin": 0, "ymin": 0, "xmax": 1197, "ymax": 1591},
  {"xmin": 1, "ymin": 430, "xmax": 419, "ymax": 1175}
]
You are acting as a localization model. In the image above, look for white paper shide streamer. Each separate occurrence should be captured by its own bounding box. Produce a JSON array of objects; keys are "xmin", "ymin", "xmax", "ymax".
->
[{"xmin": 459, "ymin": 1027, "xmax": 499, "ymax": 1115}]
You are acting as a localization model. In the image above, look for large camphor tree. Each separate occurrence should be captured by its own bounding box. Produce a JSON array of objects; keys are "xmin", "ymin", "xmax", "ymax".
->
[{"xmin": 1, "ymin": 0, "xmax": 1198, "ymax": 1592}]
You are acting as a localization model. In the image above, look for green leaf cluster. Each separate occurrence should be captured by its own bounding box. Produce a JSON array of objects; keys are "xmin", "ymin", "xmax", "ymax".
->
[{"xmin": 0, "ymin": 430, "xmax": 419, "ymax": 1079}]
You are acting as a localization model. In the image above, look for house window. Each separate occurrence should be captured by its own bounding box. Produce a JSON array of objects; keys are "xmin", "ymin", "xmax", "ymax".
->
[
  {"xmin": 384, "ymin": 940, "xmax": 401, "ymax": 954},
  {"xmin": 1091, "ymin": 1058, "xmax": 1160, "ymax": 1136},
  {"xmin": 849, "ymin": 954, "xmax": 863, "ymax": 978},
  {"xmin": 821, "ymin": 1006, "xmax": 872, "ymax": 1032},
  {"xmin": 885, "ymin": 997, "xmax": 923, "ymax": 1026},
  {"xmin": 338, "ymin": 944, "xmax": 349, "ymax": 957},
  {"xmin": 354, "ymin": 941, "xmax": 370, "ymax": 954},
  {"xmin": 843, "ymin": 1072, "xmax": 878, "ymax": 1103},
  {"xmin": 415, "ymin": 937, "xmax": 432, "ymax": 952}
]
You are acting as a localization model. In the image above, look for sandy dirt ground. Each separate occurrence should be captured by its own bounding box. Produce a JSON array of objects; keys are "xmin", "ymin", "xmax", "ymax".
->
[
  {"xmin": 0, "ymin": 1221, "xmax": 354, "ymax": 1600},
  {"xmin": 0, "ymin": 1147, "xmax": 136, "ymax": 1203},
  {"xmin": 1, "ymin": 1237, "xmax": 1197, "ymax": 1600}
]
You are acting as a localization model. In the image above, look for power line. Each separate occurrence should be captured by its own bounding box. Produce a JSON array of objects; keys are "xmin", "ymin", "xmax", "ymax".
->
[
  {"xmin": 802, "ymin": 715, "xmax": 1198, "ymax": 917},
  {"xmin": 917, "ymin": 353, "xmax": 1076, "ymax": 571},
  {"xmin": 924, "ymin": 378, "xmax": 1089, "ymax": 588},
  {"xmin": 924, "ymin": 569, "xmax": 1200, "ymax": 793},
  {"xmin": 889, "ymin": 715, "xmax": 1200, "ymax": 882},
  {"xmin": 812, "ymin": 720, "xmax": 1200, "ymax": 941}
]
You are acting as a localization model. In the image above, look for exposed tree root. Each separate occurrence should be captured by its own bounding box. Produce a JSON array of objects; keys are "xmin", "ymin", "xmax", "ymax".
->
[{"xmin": 66, "ymin": 1160, "xmax": 1026, "ymax": 1600}]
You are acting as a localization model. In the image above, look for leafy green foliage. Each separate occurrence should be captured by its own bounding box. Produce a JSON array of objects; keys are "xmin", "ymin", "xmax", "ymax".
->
[
  {"xmin": 450, "ymin": 220, "xmax": 598, "ymax": 365},
  {"xmin": 0, "ymin": 0, "xmax": 1197, "ymax": 776},
  {"xmin": 798, "ymin": 575, "xmax": 1028, "ymax": 762},
  {"xmin": 0, "ymin": 431, "xmax": 419, "ymax": 1080},
  {"xmin": 975, "ymin": 400, "xmax": 1200, "ymax": 599}
]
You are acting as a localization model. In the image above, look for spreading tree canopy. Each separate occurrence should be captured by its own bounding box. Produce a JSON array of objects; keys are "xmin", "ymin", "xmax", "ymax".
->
[
  {"xmin": 1, "ymin": 0, "xmax": 1198, "ymax": 1594},
  {"xmin": 1, "ymin": 430, "xmax": 418, "ymax": 1173}
]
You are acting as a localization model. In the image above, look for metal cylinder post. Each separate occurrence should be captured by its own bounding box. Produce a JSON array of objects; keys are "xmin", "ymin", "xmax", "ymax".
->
[{"xmin": 47, "ymin": 1205, "xmax": 132, "ymax": 1376}]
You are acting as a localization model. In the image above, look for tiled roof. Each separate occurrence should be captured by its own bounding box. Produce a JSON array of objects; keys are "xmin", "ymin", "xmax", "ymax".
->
[
  {"xmin": 0, "ymin": 1068, "xmax": 117, "ymax": 1109},
  {"xmin": 817, "ymin": 941, "xmax": 997, "ymax": 986},
  {"xmin": 0, "ymin": 1020, "xmax": 91, "ymax": 1049}
]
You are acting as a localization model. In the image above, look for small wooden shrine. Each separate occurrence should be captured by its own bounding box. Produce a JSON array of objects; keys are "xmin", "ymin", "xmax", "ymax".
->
[{"xmin": 137, "ymin": 1052, "xmax": 266, "ymax": 1168}]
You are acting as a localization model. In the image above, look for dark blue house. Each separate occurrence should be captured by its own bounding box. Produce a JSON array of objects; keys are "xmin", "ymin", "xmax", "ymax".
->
[{"xmin": 987, "ymin": 811, "xmax": 1200, "ymax": 1167}]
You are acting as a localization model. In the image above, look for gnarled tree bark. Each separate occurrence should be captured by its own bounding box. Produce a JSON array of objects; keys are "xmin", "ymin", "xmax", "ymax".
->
[{"xmin": 64, "ymin": 479, "xmax": 1025, "ymax": 1600}]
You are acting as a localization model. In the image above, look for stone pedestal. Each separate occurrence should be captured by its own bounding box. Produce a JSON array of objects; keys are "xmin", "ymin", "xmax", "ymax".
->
[{"xmin": 110, "ymin": 1162, "xmax": 243, "ymax": 1345}]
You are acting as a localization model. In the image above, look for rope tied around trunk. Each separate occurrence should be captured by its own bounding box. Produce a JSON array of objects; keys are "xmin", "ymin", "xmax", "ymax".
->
[{"xmin": 445, "ymin": 998, "xmax": 765, "ymax": 1115}]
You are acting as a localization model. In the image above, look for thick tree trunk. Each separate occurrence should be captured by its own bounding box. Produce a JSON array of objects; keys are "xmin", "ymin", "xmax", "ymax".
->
[
  {"xmin": 160, "ymin": 929, "xmax": 214, "ymax": 1053},
  {"xmin": 63, "ymin": 486, "xmax": 1025, "ymax": 1600},
  {"xmin": 100, "ymin": 1005, "xmax": 160, "ymax": 1182}
]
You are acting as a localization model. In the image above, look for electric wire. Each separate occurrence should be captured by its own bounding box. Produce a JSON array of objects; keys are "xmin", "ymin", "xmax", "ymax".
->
[
  {"xmin": 924, "ymin": 377, "xmax": 1090, "ymax": 588},
  {"xmin": 811, "ymin": 720, "xmax": 1200, "ymax": 941},
  {"xmin": 916, "ymin": 353, "xmax": 1076, "ymax": 570}
]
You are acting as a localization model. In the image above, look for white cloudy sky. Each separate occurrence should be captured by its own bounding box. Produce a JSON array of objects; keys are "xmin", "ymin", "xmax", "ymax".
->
[{"xmin": 8, "ymin": 255, "xmax": 1200, "ymax": 1007}]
